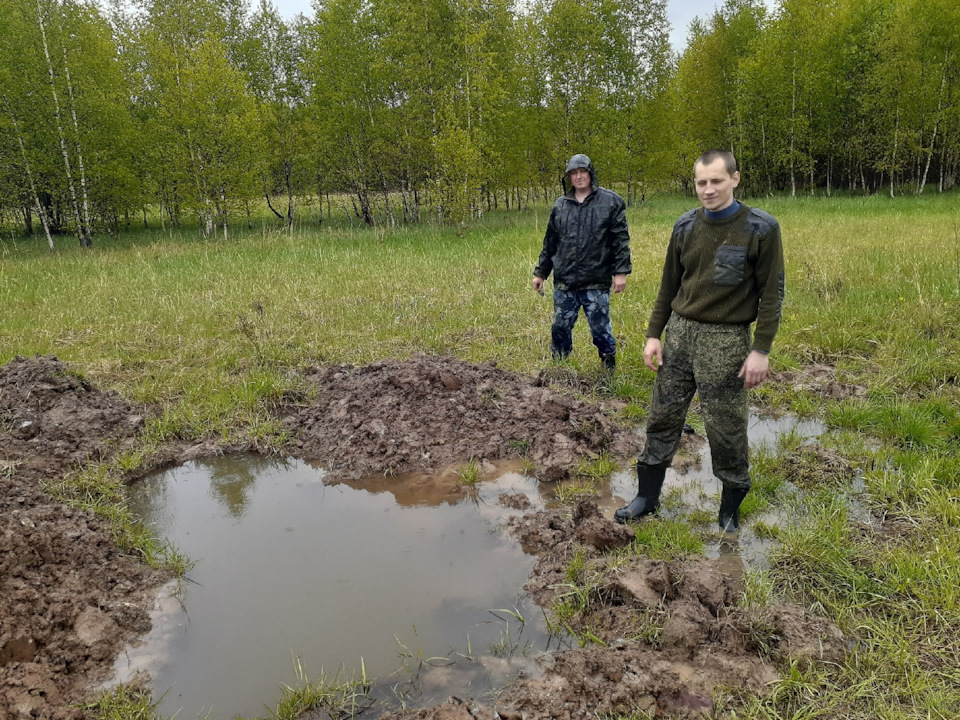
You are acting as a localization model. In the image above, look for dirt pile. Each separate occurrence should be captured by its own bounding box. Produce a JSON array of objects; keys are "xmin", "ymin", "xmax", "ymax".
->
[
  {"xmin": 772, "ymin": 363, "xmax": 867, "ymax": 400},
  {"xmin": 384, "ymin": 502, "xmax": 845, "ymax": 720},
  {"xmin": 0, "ymin": 355, "xmax": 146, "ymax": 482},
  {"xmin": 0, "ymin": 356, "xmax": 164, "ymax": 720},
  {"xmin": 1, "ymin": 354, "xmax": 847, "ymax": 720},
  {"xmin": 282, "ymin": 354, "xmax": 643, "ymax": 481}
]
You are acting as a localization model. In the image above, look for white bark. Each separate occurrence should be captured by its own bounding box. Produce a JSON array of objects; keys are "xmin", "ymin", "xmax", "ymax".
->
[
  {"xmin": 36, "ymin": 0, "xmax": 84, "ymax": 246},
  {"xmin": 919, "ymin": 52, "xmax": 949, "ymax": 196},
  {"xmin": 6, "ymin": 102, "xmax": 54, "ymax": 249},
  {"xmin": 62, "ymin": 47, "xmax": 92, "ymax": 244}
]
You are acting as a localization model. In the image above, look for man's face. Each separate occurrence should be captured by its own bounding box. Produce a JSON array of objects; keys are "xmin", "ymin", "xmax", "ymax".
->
[
  {"xmin": 568, "ymin": 167, "xmax": 591, "ymax": 192},
  {"xmin": 695, "ymin": 158, "xmax": 740, "ymax": 212}
]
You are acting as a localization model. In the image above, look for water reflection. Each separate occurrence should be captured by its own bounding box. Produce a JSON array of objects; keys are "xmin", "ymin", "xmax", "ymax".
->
[
  {"xmin": 716, "ymin": 539, "xmax": 746, "ymax": 586},
  {"xmin": 206, "ymin": 457, "xmax": 258, "ymax": 517},
  {"xmin": 117, "ymin": 413, "xmax": 823, "ymax": 718},
  {"xmin": 121, "ymin": 457, "xmax": 553, "ymax": 720}
]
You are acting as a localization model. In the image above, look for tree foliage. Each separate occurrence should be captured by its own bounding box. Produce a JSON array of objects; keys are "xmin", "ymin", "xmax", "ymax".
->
[{"xmin": 1, "ymin": 0, "xmax": 959, "ymax": 240}]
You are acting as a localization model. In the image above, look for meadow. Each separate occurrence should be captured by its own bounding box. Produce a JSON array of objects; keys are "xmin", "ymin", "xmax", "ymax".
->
[{"xmin": 2, "ymin": 192, "xmax": 960, "ymax": 718}]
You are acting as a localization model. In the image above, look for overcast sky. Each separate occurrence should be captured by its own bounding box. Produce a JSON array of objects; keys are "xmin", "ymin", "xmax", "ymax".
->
[{"xmin": 267, "ymin": 0, "xmax": 777, "ymax": 54}]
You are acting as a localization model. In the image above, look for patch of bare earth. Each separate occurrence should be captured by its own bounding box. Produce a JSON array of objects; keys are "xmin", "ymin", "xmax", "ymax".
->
[
  {"xmin": 2, "ymin": 354, "xmax": 846, "ymax": 720},
  {"xmin": 772, "ymin": 363, "xmax": 867, "ymax": 400},
  {"xmin": 0, "ymin": 356, "xmax": 166, "ymax": 720},
  {"xmin": 281, "ymin": 354, "xmax": 643, "ymax": 481},
  {"xmin": 385, "ymin": 501, "xmax": 846, "ymax": 720}
]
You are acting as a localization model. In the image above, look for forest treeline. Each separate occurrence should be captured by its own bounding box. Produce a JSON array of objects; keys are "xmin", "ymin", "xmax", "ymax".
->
[{"xmin": 1, "ymin": 0, "xmax": 958, "ymax": 245}]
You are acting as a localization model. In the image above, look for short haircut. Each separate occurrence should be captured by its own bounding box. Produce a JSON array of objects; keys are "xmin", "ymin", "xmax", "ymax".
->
[{"xmin": 695, "ymin": 149, "xmax": 737, "ymax": 176}]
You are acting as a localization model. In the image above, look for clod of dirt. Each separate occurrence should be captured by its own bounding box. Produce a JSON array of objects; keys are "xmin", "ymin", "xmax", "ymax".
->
[
  {"xmin": 496, "ymin": 503, "xmax": 846, "ymax": 719},
  {"xmin": 497, "ymin": 492, "xmax": 532, "ymax": 510},
  {"xmin": 0, "ymin": 355, "xmax": 165, "ymax": 720},
  {"xmin": 783, "ymin": 442, "xmax": 855, "ymax": 486},
  {"xmin": 281, "ymin": 354, "xmax": 642, "ymax": 481},
  {"xmin": 380, "ymin": 696, "xmax": 486, "ymax": 720},
  {"xmin": 772, "ymin": 363, "xmax": 867, "ymax": 400},
  {"xmin": 571, "ymin": 500, "xmax": 635, "ymax": 551}
]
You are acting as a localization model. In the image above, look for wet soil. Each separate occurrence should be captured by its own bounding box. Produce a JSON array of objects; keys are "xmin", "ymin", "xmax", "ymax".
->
[
  {"xmin": 281, "ymin": 355, "xmax": 643, "ymax": 481},
  {"xmin": 1, "ymin": 354, "xmax": 845, "ymax": 719},
  {"xmin": 490, "ymin": 502, "xmax": 845, "ymax": 719},
  {"xmin": 0, "ymin": 356, "xmax": 165, "ymax": 719},
  {"xmin": 771, "ymin": 363, "xmax": 867, "ymax": 400}
]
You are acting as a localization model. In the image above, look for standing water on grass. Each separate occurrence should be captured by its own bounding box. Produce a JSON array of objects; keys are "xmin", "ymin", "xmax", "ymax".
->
[
  {"xmin": 601, "ymin": 413, "xmax": 826, "ymax": 579},
  {"xmin": 119, "ymin": 413, "xmax": 824, "ymax": 719},
  {"xmin": 120, "ymin": 457, "xmax": 554, "ymax": 720}
]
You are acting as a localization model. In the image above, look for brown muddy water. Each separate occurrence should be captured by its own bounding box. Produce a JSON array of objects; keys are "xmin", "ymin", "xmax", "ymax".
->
[
  {"xmin": 119, "ymin": 457, "xmax": 556, "ymax": 719},
  {"xmin": 118, "ymin": 413, "xmax": 824, "ymax": 720}
]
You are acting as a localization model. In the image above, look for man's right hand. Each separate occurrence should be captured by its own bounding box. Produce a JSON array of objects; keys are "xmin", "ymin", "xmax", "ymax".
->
[
  {"xmin": 643, "ymin": 337, "xmax": 662, "ymax": 372},
  {"xmin": 532, "ymin": 276, "xmax": 544, "ymax": 293}
]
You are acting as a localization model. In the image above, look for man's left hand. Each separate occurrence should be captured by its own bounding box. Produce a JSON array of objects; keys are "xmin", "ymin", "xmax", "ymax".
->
[
  {"xmin": 738, "ymin": 351, "xmax": 770, "ymax": 390},
  {"xmin": 612, "ymin": 274, "xmax": 627, "ymax": 294}
]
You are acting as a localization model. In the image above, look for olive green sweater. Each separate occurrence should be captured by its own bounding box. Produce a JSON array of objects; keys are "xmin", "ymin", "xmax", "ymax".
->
[{"xmin": 646, "ymin": 203, "xmax": 784, "ymax": 354}]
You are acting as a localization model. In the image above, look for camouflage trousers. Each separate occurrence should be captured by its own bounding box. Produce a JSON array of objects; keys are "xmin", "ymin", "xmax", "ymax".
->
[
  {"xmin": 640, "ymin": 314, "xmax": 752, "ymax": 490},
  {"xmin": 551, "ymin": 288, "xmax": 615, "ymax": 359}
]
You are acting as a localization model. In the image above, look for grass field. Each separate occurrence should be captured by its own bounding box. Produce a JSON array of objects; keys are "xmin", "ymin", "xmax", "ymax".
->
[{"xmin": 2, "ymin": 192, "xmax": 960, "ymax": 718}]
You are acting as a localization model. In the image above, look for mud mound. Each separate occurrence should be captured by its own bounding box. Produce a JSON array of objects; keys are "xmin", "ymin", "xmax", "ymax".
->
[
  {"xmin": 490, "ymin": 503, "xmax": 844, "ymax": 719},
  {"xmin": 0, "ymin": 356, "xmax": 163, "ymax": 720},
  {"xmin": 0, "ymin": 355, "xmax": 146, "ymax": 482},
  {"xmin": 772, "ymin": 363, "xmax": 867, "ymax": 400},
  {"xmin": 283, "ymin": 354, "xmax": 642, "ymax": 481}
]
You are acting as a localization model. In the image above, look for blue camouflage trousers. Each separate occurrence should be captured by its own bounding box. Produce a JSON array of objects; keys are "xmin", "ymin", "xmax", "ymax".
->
[
  {"xmin": 639, "ymin": 314, "xmax": 752, "ymax": 490},
  {"xmin": 551, "ymin": 288, "xmax": 616, "ymax": 359}
]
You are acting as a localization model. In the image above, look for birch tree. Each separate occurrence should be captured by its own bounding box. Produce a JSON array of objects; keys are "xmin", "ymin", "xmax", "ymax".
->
[{"xmin": 237, "ymin": 0, "xmax": 310, "ymax": 226}]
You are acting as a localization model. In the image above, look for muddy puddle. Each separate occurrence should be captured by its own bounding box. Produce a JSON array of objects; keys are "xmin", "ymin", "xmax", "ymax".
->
[
  {"xmin": 118, "ymin": 414, "xmax": 824, "ymax": 719},
  {"xmin": 1, "ymin": 354, "xmax": 849, "ymax": 720},
  {"xmin": 119, "ymin": 458, "xmax": 559, "ymax": 719}
]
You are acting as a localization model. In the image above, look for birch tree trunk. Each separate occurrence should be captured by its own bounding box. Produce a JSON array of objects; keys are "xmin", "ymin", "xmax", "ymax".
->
[
  {"xmin": 61, "ymin": 47, "xmax": 92, "ymax": 245},
  {"xmin": 890, "ymin": 109, "xmax": 899, "ymax": 199},
  {"xmin": 36, "ymin": 0, "xmax": 85, "ymax": 246},
  {"xmin": 918, "ymin": 53, "xmax": 949, "ymax": 196},
  {"xmin": 3, "ymin": 95, "xmax": 54, "ymax": 249}
]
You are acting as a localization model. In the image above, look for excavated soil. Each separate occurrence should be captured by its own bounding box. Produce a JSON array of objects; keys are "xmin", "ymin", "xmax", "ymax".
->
[
  {"xmin": 489, "ymin": 502, "xmax": 846, "ymax": 719},
  {"xmin": 281, "ymin": 355, "xmax": 643, "ymax": 481},
  {"xmin": 0, "ymin": 356, "xmax": 165, "ymax": 720},
  {"xmin": 771, "ymin": 363, "xmax": 867, "ymax": 400},
  {"xmin": 1, "ymin": 354, "xmax": 846, "ymax": 720}
]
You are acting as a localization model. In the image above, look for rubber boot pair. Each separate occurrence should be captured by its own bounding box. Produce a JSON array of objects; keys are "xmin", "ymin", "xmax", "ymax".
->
[
  {"xmin": 614, "ymin": 463, "xmax": 666, "ymax": 524},
  {"xmin": 719, "ymin": 486, "xmax": 749, "ymax": 534}
]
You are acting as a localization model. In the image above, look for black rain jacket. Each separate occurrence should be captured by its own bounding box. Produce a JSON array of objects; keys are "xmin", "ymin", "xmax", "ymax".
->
[{"xmin": 534, "ymin": 159, "xmax": 631, "ymax": 291}]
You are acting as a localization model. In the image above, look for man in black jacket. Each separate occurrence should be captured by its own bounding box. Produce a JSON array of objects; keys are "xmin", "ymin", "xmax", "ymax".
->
[{"xmin": 532, "ymin": 154, "xmax": 632, "ymax": 371}]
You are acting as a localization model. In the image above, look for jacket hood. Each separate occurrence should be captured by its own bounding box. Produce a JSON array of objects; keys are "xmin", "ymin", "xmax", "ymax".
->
[{"xmin": 563, "ymin": 153, "xmax": 598, "ymax": 194}]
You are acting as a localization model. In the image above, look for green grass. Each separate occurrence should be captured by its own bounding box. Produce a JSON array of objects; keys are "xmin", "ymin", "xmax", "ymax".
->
[
  {"xmin": 630, "ymin": 517, "xmax": 706, "ymax": 558},
  {"xmin": 572, "ymin": 451, "xmax": 617, "ymax": 479},
  {"xmin": 455, "ymin": 457, "xmax": 483, "ymax": 485},
  {"xmin": 5, "ymin": 191, "xmax": 960, "ymax": 718},
  {"xmin": 551, "ymin": 477, "xmax": 602, "ymax": 505},
  {"xmin": 81, "ymin": 682, "xmax": 161, "ymax": 720}
]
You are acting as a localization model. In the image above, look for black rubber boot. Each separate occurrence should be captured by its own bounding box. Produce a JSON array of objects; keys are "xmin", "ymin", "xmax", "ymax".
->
[
  {"xmin": 615, "ymin": 463, "xmax": 667, "ymax": 524},
  {"xmin": 718, "ymin": 486, "xmax": 749, "ymax": 534},
  {"xmin": 601, "ymin": 353, "xmax": 616, "ymax": 373}
]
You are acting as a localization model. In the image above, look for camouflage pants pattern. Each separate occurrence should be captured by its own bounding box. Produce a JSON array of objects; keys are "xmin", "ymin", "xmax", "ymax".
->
[
  {"xmin": 640, "ymin": 314, "xmax": 752, "ymax": 490},
  {"xmin": 551, "ymin": 288, "xmax": 615, "ymax": 359}
]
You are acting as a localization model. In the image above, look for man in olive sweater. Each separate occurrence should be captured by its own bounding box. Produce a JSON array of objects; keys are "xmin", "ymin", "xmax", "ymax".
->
[{"xmin": 615, "ymin": 149, "xmax": 784, "ymax": 533}]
